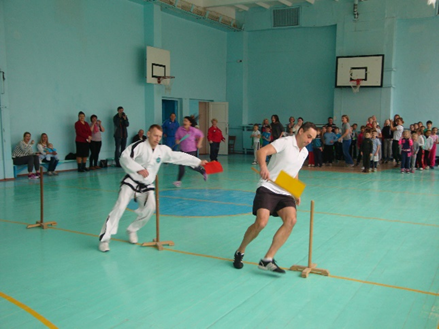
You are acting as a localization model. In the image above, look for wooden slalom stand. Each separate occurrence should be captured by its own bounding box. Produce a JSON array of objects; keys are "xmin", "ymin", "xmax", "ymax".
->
[
  {"xmin": 290, "ymin": 200, "xmax": 329, "ymax": 278},
  {"xmin": 27, "ymin": 167, "xmax": 57, "ymax": 229},
  {"xmin": 141, "ymin": 175, "xmax": 174, "ymax": 250}
]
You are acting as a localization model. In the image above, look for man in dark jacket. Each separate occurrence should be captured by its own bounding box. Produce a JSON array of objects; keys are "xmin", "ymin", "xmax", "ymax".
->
[{"xmin": 113, "ymin": 106, "xmax": 129, "ymax": 167}]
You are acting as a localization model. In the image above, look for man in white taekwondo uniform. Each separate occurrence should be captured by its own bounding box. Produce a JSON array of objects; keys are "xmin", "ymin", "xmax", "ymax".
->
[{"xmin": 99, "ymin": 124, "xmax": 208, "ymax": 252}]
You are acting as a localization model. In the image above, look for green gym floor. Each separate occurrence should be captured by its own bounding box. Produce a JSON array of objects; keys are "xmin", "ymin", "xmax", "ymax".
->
[{"xmin": 1, "ymin": 154, "xmax": 438, "ymax": 328}]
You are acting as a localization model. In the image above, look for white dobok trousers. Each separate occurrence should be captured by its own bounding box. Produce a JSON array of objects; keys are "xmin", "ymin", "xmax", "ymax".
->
[{"xmin": 99, "ymin": 184, "xmax": 155, "ymax": 242}]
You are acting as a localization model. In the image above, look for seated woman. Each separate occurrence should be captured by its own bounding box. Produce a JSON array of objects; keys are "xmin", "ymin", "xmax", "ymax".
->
[
  {"xmin": 37, "ymin": 133, "xmax": 59, "ymax": 175},
  {"xmin": 12, "ymin": 132, "xmax": 40, "ymax": 179}
]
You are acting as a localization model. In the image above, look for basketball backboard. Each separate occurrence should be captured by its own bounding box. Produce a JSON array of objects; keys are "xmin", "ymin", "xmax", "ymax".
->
[
  {"xmin": 335, "ymin": 55, "xmax": 384, "ymax": 88},
  {"xmin": 146, "ymin": 46, "xmax": 171, "ymax": 84}
]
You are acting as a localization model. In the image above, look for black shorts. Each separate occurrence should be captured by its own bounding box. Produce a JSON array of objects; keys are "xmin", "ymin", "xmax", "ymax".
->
[
  {"xmin": 76, "ymin": 142, "xmax": 90, "ymax": 158},
  {"xmin": 252, "ymin": 186, "xmax": 296, "ymax": 217}
]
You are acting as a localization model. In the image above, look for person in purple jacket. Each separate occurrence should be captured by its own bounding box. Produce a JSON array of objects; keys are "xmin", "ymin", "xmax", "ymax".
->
[{"xmin": 173, "ymin": 116, "xmax": 206, "ymax": 187}]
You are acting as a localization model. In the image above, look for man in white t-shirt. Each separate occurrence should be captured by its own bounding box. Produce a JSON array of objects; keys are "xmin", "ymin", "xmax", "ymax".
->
[{"xmin": 233, "ymin": 122, "xmax": 317, "ymax": 273}]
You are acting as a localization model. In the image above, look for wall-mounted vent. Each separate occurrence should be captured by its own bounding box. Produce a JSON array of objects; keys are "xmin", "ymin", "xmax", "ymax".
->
[{"xmin": 273, "ymin": 8, "xmax": 300, "ymax": 28}]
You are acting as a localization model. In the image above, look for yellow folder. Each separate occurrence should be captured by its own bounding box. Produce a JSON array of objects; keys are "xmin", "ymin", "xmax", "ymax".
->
[
  {"xmin": 252, "ymin": 167, "xmax": 306, "ymax": 199},
  {"xmin": 274, "ymin": 170, "xmax": 306, "ymax": 199}
]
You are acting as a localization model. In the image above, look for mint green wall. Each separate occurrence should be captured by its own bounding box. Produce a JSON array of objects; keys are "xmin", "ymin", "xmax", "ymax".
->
[
  {"xmin": 246, "ymin": 26, "xmax": 336, "ymax": 125},
  {"xmin": 161, "ymin": 13, "xmax": 227, "ymax": 102},
  {"xmin": 394, "ymin": 17, "xmax": 439, "ymax": 125},
  {"xmin": 226, "ymin": 32, "xmax": 247, "ymax": 148},
  {"xmin": 2, "ymin": 0, "xmax": 145, "ymax": 170}
]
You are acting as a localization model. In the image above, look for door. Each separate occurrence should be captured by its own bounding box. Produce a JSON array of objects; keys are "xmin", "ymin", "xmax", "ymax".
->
[
  {"xmin": 208, "ymin": 102, "xmax": 229, "ymax": 155},
  {"xmin": 162, "ymin": 99, "xmax": 178, "ymax": 124}
]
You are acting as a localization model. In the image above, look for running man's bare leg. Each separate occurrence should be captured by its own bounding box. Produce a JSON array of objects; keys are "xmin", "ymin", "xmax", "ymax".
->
[
  {"xmin": 264, "ymin": 206, "xmax": 297, "ymax": 259},
  {"xmin": 237, "ymin": 208, "xmax": 270, "ymax": 253}
]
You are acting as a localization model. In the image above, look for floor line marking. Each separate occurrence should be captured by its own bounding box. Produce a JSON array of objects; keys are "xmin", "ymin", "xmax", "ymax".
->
[
  {"xmin": 1, "ymin": 218, "xmax": 437, "ymax": 297},
  {"xmin": 328, "ymin": 275, "xmax": 439, "ymax": 297},
  {"xmin": 0, "ymin": 291, "xmax": 58, "ymax": 328},
  {"xmin": 162, "ymin": 248, "xmax": 439, "ymax": 297}
]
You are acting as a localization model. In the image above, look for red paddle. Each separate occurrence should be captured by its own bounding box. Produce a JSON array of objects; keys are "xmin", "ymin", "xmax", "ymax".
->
[{"xmin": 203, "ymin": 161, "xmax": 223, "ymax": 174}]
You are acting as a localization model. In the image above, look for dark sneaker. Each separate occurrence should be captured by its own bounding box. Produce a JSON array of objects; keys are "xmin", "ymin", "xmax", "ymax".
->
[
  {"xmin": 258, "ymin": 259, "xmax": 286, "ymax": 274},
  {"xmin": 201, "ymin": 167, "xmax": 208, "ymax": 181},
  {"xmin": 233, "ymin": 251, "xmax": 244, "ymax": 269}
]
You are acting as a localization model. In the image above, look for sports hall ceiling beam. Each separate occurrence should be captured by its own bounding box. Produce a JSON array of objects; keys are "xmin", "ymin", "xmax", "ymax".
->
[
  {"xmin": 202, "ymin": 0, "xmax": 305, "ymax": 8},
  {"xmin": 278, "ymin": 0, "xmax": 293, "ymax": 6},
  {"xmin": 256, "ymin": 2, "xmax": 271, "ymax": 9},
  {"xmin": 235, "ymin": 4, "xmax": 250, "ymax": 10}
]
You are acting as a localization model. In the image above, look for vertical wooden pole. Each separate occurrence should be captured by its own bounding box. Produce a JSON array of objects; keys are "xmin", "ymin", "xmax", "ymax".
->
[
  {"xmin": 40, "ymin": 167, "xmax": 44, "ymax": 224},
  {"xmin": 308, "ymin": 200, "xmax": 314, "ymax": 268},
  {"xmin": 290, "ymin": 200, "xmax": 329, "ymax": 277},
  {"xmin": 141, "ymin": 174, "xmax": 175, "ymax": 250},
  {"xmin": 155, "ymin": 174, "xmax": 160, "ymax": 242},
  {"xmin": 27, "ymin": 167, "xmax": 57, "ymax": 229}
]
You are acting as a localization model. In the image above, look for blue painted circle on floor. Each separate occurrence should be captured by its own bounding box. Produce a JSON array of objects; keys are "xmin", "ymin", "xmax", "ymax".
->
[{"xmin": 127, "ymin": 189, "xmax": 254, "ymax": 217}]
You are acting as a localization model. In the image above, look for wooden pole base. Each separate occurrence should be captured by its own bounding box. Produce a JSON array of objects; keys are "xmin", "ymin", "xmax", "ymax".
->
[
  {"xmin": 26, "ymin": 221, "xmax": 57, "ymax": 230},
  {"xmin": 141, "ymin": 238, "xmax": 175, "ymax": 251},
  {"xmin": 290, "ymin": 263, "xmax": 330, "ymax": 278}
]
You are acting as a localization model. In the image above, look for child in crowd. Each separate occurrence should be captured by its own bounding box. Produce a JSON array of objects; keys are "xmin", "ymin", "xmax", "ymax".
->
[
  {"xmin": 410, "ymin": 132, "xmax": 419, "ymax": 174},
  {"xmin": 416, "ymin": 128, "xmax": 425, "ymax": 170},
  {"xmin": 355, "ymin": 126, "xmax": 365, "ymax": 166},
  {"xmin": 424, "ymin": 120, "xmax": 432, "ymax": 133},
  {"xmin": 429, "ymin": 127, "xmax": 438, "ymax": 168},
  {"xmin": 286, "ymin": 126, "xmax": 294, "ymax": 136},
  {"xmin": 250, "ymin": 124, "xmax": 261, "ymax": 165},
  {"xmin": 399, "ymin": 130, "xmax": 413, "ymax": 173},
  {"xmin": 350, "ymin": 123, "xmax": 358, "ymax": 159},
  {"xmin": 262, "ymin": 126, "xmax": 271, "ymax": 147},
  {"xmin": 262, "ymin": 126, "xmax": 271, "ymax": 163},
  {"xmin": 360, "ymin": 131, "xmax": 373, "ymax": 173},
  {"xmin": 307, "ymin": 141, "xmax": 315, "ymax": 167},
  {"xmin": 323, "ymin": 126, "xmax": 336, "ymax": 166},
  {"xmin": 334, "ymin": 127, "xmax": 342, "ymax": 162},
  {"xmin": 45, "ymin": 143, "xmax": 59, "ymax": 162},
  {"xmin": 371, "ymin": 130, "xmax": 381, "ymax": 172},
  {"xmin": 312, "ymin": 128, "xmax": 323, "ymax": 168},
  {"xmin": 423, "ymin": 130, "xmax": 433, "ymax": 169}
]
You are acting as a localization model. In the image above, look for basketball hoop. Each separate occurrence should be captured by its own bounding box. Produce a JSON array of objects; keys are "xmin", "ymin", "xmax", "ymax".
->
[
  {"xmin": 350, "ymin": 79, "xmax": 362, "ymax": 93},
  {"xmin": 157, "ymin": 76, "xmax": 175, "ymax": 94}
]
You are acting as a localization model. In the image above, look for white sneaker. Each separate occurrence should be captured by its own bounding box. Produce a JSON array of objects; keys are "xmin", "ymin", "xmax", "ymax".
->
[
  {"xmin": 173, "ymin": 181, "xmax": 182, "ymax": 187},
  {"xmin": 252, "ymin": 161, "xmax": 257, "ymax": 165},
  {"xmin": 99, "ymin": 241, "xmax": 110, "ymax": 252},
  {"xmin": 48, "ymin": 171, "xmax": 53, "ymax": 176},
  {"xmin": 127, "ymin": 231, "xmax": 138, "ymax": 244}
]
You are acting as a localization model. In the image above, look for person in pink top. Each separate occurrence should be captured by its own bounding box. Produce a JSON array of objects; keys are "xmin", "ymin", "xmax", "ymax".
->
[
  {"xmin": 173, "ymin": 116, "xmax": 206, "ymax": 187},
  {"xmin": 429, "ymin": 127, "xmax": 438, "ymax": 168}
]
